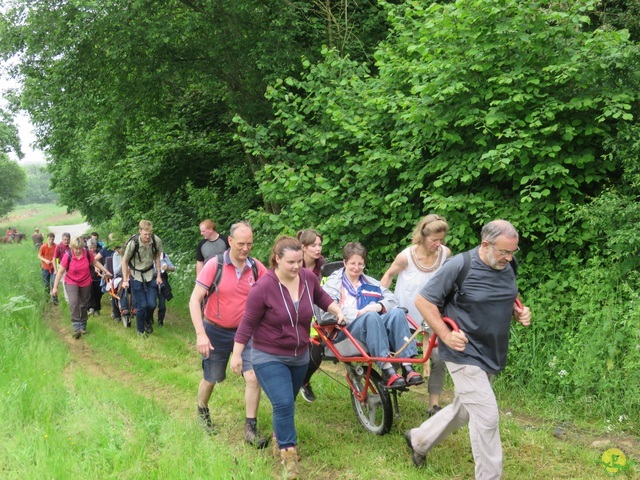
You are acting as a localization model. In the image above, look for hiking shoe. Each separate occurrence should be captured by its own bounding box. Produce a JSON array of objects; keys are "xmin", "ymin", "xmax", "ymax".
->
[
  {"xmin": 72, "ymin": 330, "xmax": 82, "ymax": 340},
  {"xmin": 300, "ymin": 383, "xmax": 316, "ymax": 403},
  {"xmin": 280, "ymin": 447, "xmax": 300, "ymax": 480},
  {"xmin": 426, "ymin": 404, "xmax": 442, "ymax": 418},
  {"xmin": 404, "ymin": 430, "xmax": 426, "ymax": 468},
  {"xmin": 402, "ymin": 365, "xmax": 424, "ymax": 386},
  {"xmin": 88, "ymin": 308, "xmax": 95, "ymax": 315},
  {"xmin": 382, "ymin": 367, "xmax": 407, "ymax": 388},
  {"xmin": 144, "ymin": 321, "xmax": 153, "ymax": 334},
  {"xmin": 197, "ymin": 406, "xmax": 216, "ymax": 435},
  {"xmin": 244, "ymin": 422, "xmax": 269, "ymax": 449}
]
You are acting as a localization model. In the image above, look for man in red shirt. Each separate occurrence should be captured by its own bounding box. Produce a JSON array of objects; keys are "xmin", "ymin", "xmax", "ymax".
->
[
  {"xmin": 38, "ymin": 233, "xmax": 58, "ymax": 304},
  {"xmin": 188, "ymin": 221, "xmax": 268, "ymax": 448},
  {"xmin": 53, "ymin": 232, "xmax": 72, "ymax": 303}
]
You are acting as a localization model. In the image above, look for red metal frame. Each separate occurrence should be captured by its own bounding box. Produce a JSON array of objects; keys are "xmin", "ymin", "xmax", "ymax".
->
[{"xmin": 312, "ymin": 299, "xmax": 524, "ymax": 418}]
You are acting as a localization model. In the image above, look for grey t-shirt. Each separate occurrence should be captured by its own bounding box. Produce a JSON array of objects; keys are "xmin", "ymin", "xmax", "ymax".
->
[
  {"xmin": 420, "ymin": 247, "xmax": 518, "ymax": 374},
  {"xmin": 197, "ymin": 237, "xmax": 228, "ymax": 264}
]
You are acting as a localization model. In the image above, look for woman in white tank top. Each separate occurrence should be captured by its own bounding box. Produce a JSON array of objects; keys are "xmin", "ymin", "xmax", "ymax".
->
[{"xmin": 381, "ymin": 214, "xmax": 451, "ymax": 416}]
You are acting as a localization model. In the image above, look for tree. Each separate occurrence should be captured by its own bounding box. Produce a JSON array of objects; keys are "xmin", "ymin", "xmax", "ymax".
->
[
  {"xmin": 0, "ymin": 110, "xmax": 26, "ymax": 216},
  {"xmin": 237, "ymin": 0, "xmax": 640, "ymax": 266},
  {"xmin": 19, "ymin": 164, "xmax": 58, "ymax": 204},
  {"xmin": 0, "ymin": 0, "xmax": 390, "ymax": 245},
  {"xmin": 0, "ymin": 158, "xmax": 27, "ymax": 217}
]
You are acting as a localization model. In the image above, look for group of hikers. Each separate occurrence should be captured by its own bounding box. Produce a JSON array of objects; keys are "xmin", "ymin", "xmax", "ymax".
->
[
  {"xmin": 34, "ymin": 215, "xmax": 530, "ymax": 480},
  {"xmin": 189, "ymin": 216, "xmax": 530, "ymax": 480},
  {"xmin": 36, "ymin": 225, "xmax": 175, "ymax": 338}
]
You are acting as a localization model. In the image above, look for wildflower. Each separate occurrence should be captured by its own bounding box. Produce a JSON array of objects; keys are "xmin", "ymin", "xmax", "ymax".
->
[{"xmin": 558, "ymin": 370, "xmax": 567, "ymax": 377}]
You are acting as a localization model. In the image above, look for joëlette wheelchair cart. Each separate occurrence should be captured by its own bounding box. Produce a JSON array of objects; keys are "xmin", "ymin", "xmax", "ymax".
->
[
  {"xmin": 104, "ymin": 256, "xmax": 134, "ymax": 328},
  {"xmin": 311, "ymin": 262, "xmax": 459, "ymax": 435}
]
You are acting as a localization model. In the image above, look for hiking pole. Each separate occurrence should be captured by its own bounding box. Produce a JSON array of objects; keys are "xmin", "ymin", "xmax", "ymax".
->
[{"xmin": 392, "ymin": 324, "xmax": 426, "ymax": 358}]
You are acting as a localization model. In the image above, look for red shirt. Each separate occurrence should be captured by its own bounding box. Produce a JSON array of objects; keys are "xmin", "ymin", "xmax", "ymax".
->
[
  {"xmin": 54, "ymin": 243, "xmax": 71, "ymax": 264},
  {"xmin": 196, "ymin": 252, "xmax": 268, "ymax": 329},
  {"xmin": 39, "ymin": 243, "xmax": 57, "ymax": 271},
  {"xmin": 61, "ymin": 249, "xmax": 95, "ymax": 287}
]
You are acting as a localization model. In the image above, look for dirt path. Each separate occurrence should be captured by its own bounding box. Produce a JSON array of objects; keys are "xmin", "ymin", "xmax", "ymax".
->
[
  {"xmin": 46, "ymin": 294, "xmax": 640, "ymax": 459},
  {"xmin": 47, "ymin": 222, "xmax": 91, "ymax": 244}
]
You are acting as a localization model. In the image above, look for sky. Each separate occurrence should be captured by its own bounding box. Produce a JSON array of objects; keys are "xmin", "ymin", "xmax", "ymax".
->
[{"xmin": 1, "ymin": 73, "xmax": 46, "ymax": 165}]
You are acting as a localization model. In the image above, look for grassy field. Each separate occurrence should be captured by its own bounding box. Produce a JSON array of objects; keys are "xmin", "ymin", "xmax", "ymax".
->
[
  {"xmin": 0, "ymin": 205, "xmax": 636, "ymax": 479},
  {"xmin": 1, "ymin": 203, "xmax": 84, "ymax": 232}
]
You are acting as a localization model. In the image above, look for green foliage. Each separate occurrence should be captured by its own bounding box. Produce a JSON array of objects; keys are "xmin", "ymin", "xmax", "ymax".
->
[
  {"xmin": 238, "ymin": 0, "xmax": 640, "ymax": 270},
  {"xmin": 18, "ymin": 164, "xmax": 58, "ymax": 205},
  {"xmin": 0, "ymin": 157, "xmax": 27, "ymax": 217},
  {"xmin": 0, "ymin": 0, "xmax": 390, "ymax": 249},
  {"xmin": 506, "ymin": 258, "xmax": 640, "ymax": 425}
]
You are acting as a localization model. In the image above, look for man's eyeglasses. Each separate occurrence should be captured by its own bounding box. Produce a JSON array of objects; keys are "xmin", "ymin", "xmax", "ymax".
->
[{"xmin": 489, "ymin": 243, "xmax": 520, "ymax": 256}]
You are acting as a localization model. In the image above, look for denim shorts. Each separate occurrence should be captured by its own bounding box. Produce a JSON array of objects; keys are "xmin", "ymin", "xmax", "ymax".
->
[{"xmin": 201, "ymin": 320, "xmax": 253, "ymax": 383}]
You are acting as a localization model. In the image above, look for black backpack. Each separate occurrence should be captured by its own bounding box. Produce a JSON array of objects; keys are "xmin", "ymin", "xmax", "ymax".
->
[
  {"xmin": 443, "ymin": 250, "xmax": 518, "ymax": 309},
  {"xmin": 202, "ymin": 253, "xmax": 259, "ymax": 313},
  {"xmin": 126, "ymin": 233, "xmax": 159, "ymax": 273}
]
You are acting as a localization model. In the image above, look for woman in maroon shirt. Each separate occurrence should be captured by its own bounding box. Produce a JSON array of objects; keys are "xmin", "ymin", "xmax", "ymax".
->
[{"xmin": 231, "ymin": 236, "xmax": 345, "ymax": 480}]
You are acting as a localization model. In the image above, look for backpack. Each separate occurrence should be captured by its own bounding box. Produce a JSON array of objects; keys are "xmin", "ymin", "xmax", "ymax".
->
[
  {"xmin": 442, "ymin": 250, "xmax": 518, "ymax": 309},
  {"xmin": 126, "ymin": 233, "xmax": 159, "ymax": 273},
  {"xmin": 202, "ymin": 253, "xmax": 259, "ymax": 314}
]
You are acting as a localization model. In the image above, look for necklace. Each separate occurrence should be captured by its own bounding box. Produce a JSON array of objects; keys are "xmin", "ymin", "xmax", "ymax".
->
[{"xmin": 410, "ymin": 245, "xmax": 444, "ymax": 273}]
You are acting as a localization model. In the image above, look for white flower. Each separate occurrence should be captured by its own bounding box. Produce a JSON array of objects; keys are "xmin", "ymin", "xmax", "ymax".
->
[{"xmin": 558, "ymin": 370, "xmax": 567, "ymax": 377}]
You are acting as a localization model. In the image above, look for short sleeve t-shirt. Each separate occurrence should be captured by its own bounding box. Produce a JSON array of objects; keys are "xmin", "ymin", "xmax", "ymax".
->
[
  {"xmin": 420, "ymin": 247, "xmax": 518, "ymax": 374},
  {"xmin": 195, "ymin": 252, "xmax": 267, "ymax": 329},
  {"xmin": 61, "ymin": 249, "xmax": 95, "ymax": 287},
  {"xmin": 39, "ymin": 243, "xmax": 57, "ymax": 271},
  {"xmin": 197, "ymin": 236, "xmax": 229, "ymax": 264},
  {"xmin": 122, "ymin": 235, "xmax": 163, "ymax": 282}
]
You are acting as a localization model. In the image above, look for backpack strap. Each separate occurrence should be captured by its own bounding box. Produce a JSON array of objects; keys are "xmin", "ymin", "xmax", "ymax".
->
[
  {"xmin": 443, "ymin": 250, "xmax": 518, "ymax": 309},
  {"xmin": 443, "ymin": 250, "xmax": 470, "ymax": 308},
  {"xmin": 65, "ymin": 247, "xmax": 91, "ymax": 268},
  {"xmin": 207, "ymin": 253, "xmax": 225, "ymax": 299},
  {"xmin": 202, "ymin": 254, "xmax": 260, "ymax": 315},
  {"xmin": 126, "ymin": 233, "xmax": 156, "ymax": 274}
]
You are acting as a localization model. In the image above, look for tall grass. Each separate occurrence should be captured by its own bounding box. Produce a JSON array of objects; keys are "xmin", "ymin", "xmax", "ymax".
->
[{"xmin": 0, "ymin": 206, "xmax": 635, "ymax": 479}]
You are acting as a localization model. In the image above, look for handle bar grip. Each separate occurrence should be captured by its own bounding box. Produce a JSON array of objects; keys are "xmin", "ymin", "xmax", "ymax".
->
[{"xmin": 441, "ymin": 316, "xmax": 459, "ymax": 332}]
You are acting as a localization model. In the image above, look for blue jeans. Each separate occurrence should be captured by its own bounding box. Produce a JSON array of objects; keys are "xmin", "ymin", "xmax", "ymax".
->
[
  {"xmin": 253, "ymin": 360, "xmax": 307, "ymax": 449},
  {"xmin": 130, "ymin": 277, "xmax": 157, "ymax": 333},
  {"xmin": 41, "ymin": 268, "xmax": 54, "ymax": 293},
  {"xmin": 113, "ymin": 285, "xmax": 131, "ymax": 317},
  {"xmin": 337, "ymin": 308, "xmax": 418, "ymax": 365}
]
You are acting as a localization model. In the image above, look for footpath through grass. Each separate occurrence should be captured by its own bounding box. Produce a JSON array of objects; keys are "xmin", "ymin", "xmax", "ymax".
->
[{"xmin": 0, "ymin": 206, "xmax": 637, "ymax": 479}]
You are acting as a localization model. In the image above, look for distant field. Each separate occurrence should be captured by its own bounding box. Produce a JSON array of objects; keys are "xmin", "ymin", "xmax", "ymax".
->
[{"xmin": 0, "ymin": 204, "xmax": 84, "ymax": 232}]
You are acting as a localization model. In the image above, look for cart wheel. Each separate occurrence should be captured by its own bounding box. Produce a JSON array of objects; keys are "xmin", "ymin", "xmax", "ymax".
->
[
  {"xmin": 122, "ymin": 314, "xmax": 131, "ymax": 328},
  {"xmin": 348, "ymin": 366, "xmax": 393, "ymax": 435}
]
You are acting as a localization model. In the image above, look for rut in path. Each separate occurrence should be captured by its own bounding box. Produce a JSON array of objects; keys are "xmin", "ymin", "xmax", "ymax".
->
[
  {"xmin": 46, "ymin": 301, "xmax": 640, "ymax": 463},
  {"xmin": 46, "ymin": 302, "xmax": 196, "ymax": 423}
]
